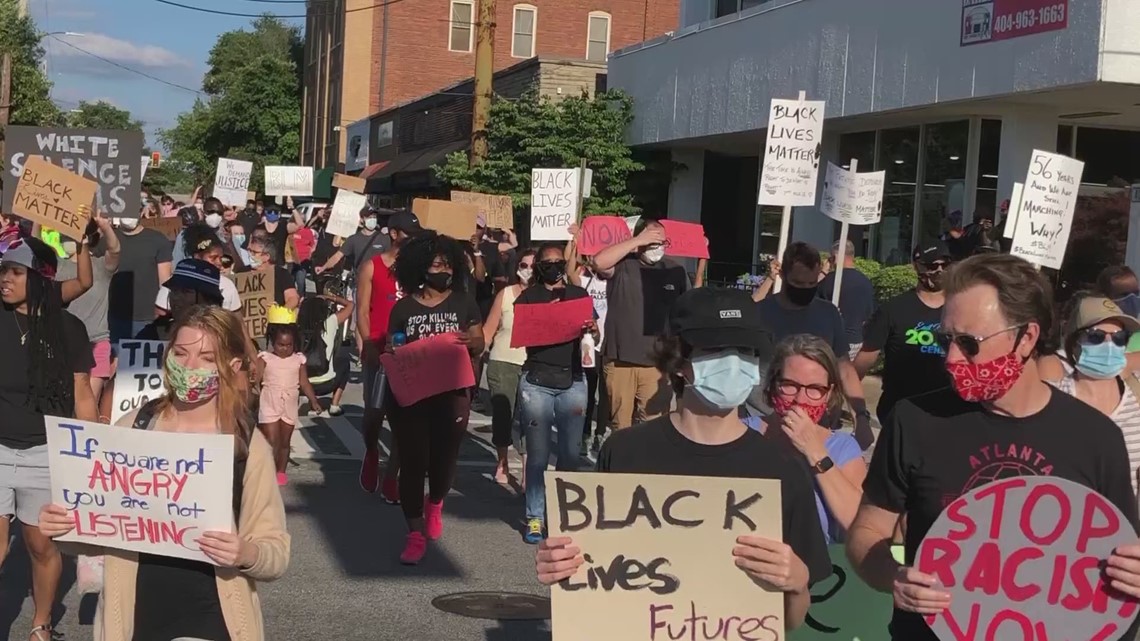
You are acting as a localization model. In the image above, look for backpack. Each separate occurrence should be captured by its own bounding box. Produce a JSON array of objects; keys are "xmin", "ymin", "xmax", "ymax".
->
[{"xmin": 302, "ymin": 326, "xmax": 330, "ymax": 378}]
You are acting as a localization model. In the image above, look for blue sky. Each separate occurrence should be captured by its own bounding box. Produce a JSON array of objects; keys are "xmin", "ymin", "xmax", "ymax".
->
[{"xmin": 30, "ymin": 0, "xmax": 304, "ymax": 148}]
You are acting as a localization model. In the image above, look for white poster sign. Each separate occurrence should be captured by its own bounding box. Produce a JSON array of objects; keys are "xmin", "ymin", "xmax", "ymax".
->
[
  {"xmin": 820, "ymin": 162, "xmax": 886, "ymax": 225},
  {"xmin": 327, "ymin": 189, "xmax": 367, "ymax": 238},
  {"xmin": 531, "ymin": 168, "xmax": 580, "ymax": 241},
  {"xmin": 1010, "ymin": 150, "xmax": 1085, "ymax": 270},
  {"xmin": 757, "ymin": 98, "xmax": 826, "ymax": 206},
  {"xmin": 140, "ymin": 156, "xmax": 151, "ymax": 182},
  {"xmin": 264, "ymin": 166, "xmax": 314, "ymax": 197},
  {"xmin": 213, "ymin": 158, "xmax": 253, "ymax": 207},
  {"xmin": 111, "ymin": 340, "xmax": 167, "ymax": 425},
  {"xmin": 45, "ymin": 416, "xmax": 234, "ymax": 562}
]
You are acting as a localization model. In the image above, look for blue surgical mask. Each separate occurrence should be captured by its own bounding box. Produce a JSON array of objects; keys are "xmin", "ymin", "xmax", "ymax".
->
[
  {"xmin": 232, "ymin": 233, "xmax": 246, "ymax": 247},
  {"xmin": 1116, "ymin": 293, "xmax": 1140, "ymax": 318},
  {"xmin": 265, "ymin": 212, "xmax": 280, "ymax": 223},
  {"xmin": 688, "ymin": 351, "xmax": 761, "ymax": 411},
  {"xmin": 1076, "ymin": 341, "xmax": 1127, "ymax": 380}
]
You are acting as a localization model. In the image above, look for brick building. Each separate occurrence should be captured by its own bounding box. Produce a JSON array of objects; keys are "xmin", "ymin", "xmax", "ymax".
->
[{"xmin": 301, "ymin": 0, "xmax": 679, "ymax": 169}]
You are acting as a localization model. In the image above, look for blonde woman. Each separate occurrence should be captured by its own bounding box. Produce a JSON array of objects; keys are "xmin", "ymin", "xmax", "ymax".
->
[{"xmin": 39, "ymin": 305, "xmax": 290, "ymax": 641}]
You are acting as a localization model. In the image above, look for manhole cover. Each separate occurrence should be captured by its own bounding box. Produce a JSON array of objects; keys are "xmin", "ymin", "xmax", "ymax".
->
[{"xmin": 432, "ymin": 591, "xmax": 550, "ymax": 621}]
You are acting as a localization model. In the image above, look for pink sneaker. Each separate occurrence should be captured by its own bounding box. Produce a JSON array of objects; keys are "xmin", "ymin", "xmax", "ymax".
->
[
  {"xmin": 276, "ymin": 472, "xmax": 287, "ymax": 486},
  {"xmin": 424, "ymin": 497, "xmax": 444, "ymax": 540},
  {"xmin": 400, "ymin": 532, "xmax": 427, "ymax": 565}
]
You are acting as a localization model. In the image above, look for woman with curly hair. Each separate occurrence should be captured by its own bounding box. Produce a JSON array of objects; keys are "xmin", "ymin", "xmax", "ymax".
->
[
  {"xmin": 156, "ymin": 222, "xmax": 243, "ymax": 315},
  {"xmin": 386, "ymin": 231, "xmax": 484, "ymax": 564}
]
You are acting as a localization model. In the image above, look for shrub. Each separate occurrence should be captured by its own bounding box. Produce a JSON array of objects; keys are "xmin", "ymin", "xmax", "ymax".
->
[{"xmin": 872, "ymin": 265, "xmax": 918, "ymax": 303}]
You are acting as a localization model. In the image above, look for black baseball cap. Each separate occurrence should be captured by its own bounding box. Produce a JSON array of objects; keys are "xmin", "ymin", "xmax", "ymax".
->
[
  {"xmin": 668, "ymin": 287, "xmax": 773, "ymax": 356},
  {"xmin": 912, "ymin": 239, "xmax": 952, "ymax": 265},
  {"xmin": 389, "ymin": 210, "xmax": 423, "ymax": 234}
]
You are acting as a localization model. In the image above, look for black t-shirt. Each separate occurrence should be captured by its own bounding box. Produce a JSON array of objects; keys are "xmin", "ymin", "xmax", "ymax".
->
[
  {"xmin": 110, "ymin": 228, "xmax": 174, "ymax": 322},
  {"xmin": 387, "ymin": 290, "xmax": 482, "ymax": 343},
  {"xmin": 756, "ymin": 295, "xmax": 848, "ymax": 362},
  {"xmin": 862, "ymin": 289, "xmax": 948, "ymax": 422},
  {"xmin": 603, "ymin": 256, "xmax": 690, "ymax": 366},
  {"xmin": 597, "ymin": 416, "xmax": 832, "ymax": 587},
  {"xmin": 864, "ymin": 387, "xmax": 1140, "ymax": 641},
  {"xmin": 517, "ymin": 284, "xmax": 590, "ymax": 374},
  {"xmin": 237, "ymin": 210, "xmax": 261, "ymax": 238},
  {"xmin": 475, "ymin": 239, "xmax": 504, "ymax": 315},
  {"xmin": 135, "ymin": 317, "xmax": 175, "ymax": 342},
  {"xmin": 133, "ymin": 554, "xmax": 229, "ymax": 641},
  {"xmin": 260, "ymin": 221, "xmax": 291, "ymax": 265},
  {"xmin": 0, "ymin": 309, "xmax": 95, "ymax": 448},
  {"xmin": 818, "ymin": 269, "xmax": 876, "ymax": 344}
]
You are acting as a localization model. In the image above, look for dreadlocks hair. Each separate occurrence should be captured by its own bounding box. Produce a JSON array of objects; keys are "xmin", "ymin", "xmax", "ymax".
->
[
  {"xmin": 21, "ymin": 237, "xmax": 75, "ymax": 416},
  {"xmin": 297, "ymin": 295, "xmax": 332, "ymax": 352},
  {"xmin": 394, "ymin": 231, "xmax": 470, "ymax": 294},
  {"xmin": 184, "ymin": 222, "xmax": 224, "ymax": 258}
]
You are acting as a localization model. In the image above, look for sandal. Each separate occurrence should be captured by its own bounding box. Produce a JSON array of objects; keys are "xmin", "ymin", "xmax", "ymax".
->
[{"xmin": 29, "ymin": 624, "xmax": 53, "ymax": 641}]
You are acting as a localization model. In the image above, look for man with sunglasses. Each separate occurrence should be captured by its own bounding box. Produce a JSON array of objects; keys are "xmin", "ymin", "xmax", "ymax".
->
[
  {"xmin": 854, "ymin": 240, "xmax": 953, "ymax": 429},
  {"xmin": 848, "ymin": 253, "xmax": 1140, "ymax": 641}
]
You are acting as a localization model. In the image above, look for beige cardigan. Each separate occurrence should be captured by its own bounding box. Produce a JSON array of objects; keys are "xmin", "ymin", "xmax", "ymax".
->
[{"xmin": 87, "ymin": 429, "xmax": 290, "ymax": 641}]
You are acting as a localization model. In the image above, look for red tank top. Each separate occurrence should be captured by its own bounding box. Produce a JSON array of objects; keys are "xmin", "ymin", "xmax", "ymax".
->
[{"xmin": 368, "ymin": 253, "xmax": 400, "ymax": 341}]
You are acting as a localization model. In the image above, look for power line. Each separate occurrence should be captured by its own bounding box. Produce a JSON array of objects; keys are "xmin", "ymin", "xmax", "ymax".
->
[
  {"xmin": 149, "ymin": 0, "xmax": 411, "ymax": 19},
  {"xmin": 46, "ymin": 36, "xmax": 204, "ymax": 95}
]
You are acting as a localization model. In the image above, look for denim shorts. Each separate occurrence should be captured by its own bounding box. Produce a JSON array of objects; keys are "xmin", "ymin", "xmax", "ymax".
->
[{"xmin": 0, "ymin": 443, "xmax": 52, "ymax": 525}]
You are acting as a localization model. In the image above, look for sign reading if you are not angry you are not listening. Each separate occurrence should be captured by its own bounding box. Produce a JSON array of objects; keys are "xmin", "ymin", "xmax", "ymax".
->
[{"xmin": 546, "ymin": 472, "xmax": 784, "ymax": 641}]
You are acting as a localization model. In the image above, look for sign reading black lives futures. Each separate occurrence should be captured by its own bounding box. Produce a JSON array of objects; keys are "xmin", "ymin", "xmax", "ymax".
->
[{"xmin": 4, "ymin": 126, "xmax": 145, "ymax": 219}]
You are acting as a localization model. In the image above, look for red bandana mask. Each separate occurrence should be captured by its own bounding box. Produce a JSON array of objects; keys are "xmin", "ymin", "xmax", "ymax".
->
[
  {"xmin": 945, "ymin": 351, "xmax": 1024, "ymax": 403},
  {"xmin": 771, "ymin": 394, "xmax": 828, "ymax": 424}
]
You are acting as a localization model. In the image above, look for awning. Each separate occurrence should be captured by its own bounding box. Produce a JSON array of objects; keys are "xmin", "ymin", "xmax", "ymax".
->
[
  {"xmin": 311, "ymin": 167, "xmax": 335, "ymax": 200},
  {"xmin": 365, "ymin": 141, "xmax": 468, "ymax": 194},
  {"xmin": 360, "ymin": 162, "xmax": 389, "ymax": 180}
]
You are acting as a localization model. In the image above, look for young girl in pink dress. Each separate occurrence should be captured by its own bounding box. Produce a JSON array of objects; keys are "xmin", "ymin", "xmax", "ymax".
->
[{"xmin": 257, "ymin": 309, "xmax": 324, "ymax": 485}]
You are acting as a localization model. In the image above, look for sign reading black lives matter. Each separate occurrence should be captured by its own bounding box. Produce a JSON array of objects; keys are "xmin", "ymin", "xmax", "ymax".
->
[
  {"xmin": 546, "ymin": 472, "xmax": 783, "ymax": 641},
  {"xmin": 4, "ymin": 126, "xmax": 144, "ymax": 218}
]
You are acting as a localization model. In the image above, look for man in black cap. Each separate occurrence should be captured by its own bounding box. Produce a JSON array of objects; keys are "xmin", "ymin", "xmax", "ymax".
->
[
  {"xmin": 854, "ymin": 239, "xmax": 954, "ymax": 427},
  {"xmin": 135, "ymin": 258, "xmax": 224, "ymax": 341},
  {"xmin": 534, "ymin": 287, "xmax": 830, "ymax": 630}
]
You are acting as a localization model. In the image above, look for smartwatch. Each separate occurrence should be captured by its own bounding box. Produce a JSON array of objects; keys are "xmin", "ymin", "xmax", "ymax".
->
[{"xmin": 812, "ymin": 456, "xmax": 835, "ymax": 475}]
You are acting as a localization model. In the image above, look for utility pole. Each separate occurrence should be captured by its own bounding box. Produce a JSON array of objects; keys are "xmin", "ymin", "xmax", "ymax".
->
[{"xmin": 470, "ymin": 0, "xmax": 495, "ymax": 167}]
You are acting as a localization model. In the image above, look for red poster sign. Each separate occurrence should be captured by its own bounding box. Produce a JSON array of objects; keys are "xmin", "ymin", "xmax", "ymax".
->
[
  {"xmin": 661, "ymin": 220, "xmax": 709, "ymax": 259},
  {"xmin": 510, "ymin": 296, "xmax": 594, "ymax": 349},
  {"xmin": 379, "ymin": 332, "xmax": 475, "ymax": 406},
  {"xmin": 577, "ymin": 215, "xmax": 631, "ymax": 256},
  {"xmin": 961, "ymin": 0, "xmax": 1068, "ymax": 46}
]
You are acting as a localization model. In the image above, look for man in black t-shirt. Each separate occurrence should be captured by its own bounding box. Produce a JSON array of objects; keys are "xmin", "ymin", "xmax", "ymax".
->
[
  {"xmin": 854, "ymin": 240, "xmax": 953, "ymax": 426},
  {"xmin": 239, "ymin": 236, "xmax": 298, "ymax": 309},
  {"xmin": 848, "ymin": 253, "xmax": 1140, "ymax": 641},
  {"xmin": 535, "ymin": 287, "xmax": 829, "ymax": 631},
  {"xmin": 109, "ymin": 218, "xmax": 174, "ymax": 341}
]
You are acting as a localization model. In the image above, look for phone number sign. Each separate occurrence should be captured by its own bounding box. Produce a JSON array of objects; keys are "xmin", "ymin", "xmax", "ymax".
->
[{"xmin": 961, "ymin": 0, "xmax": 1068, "ymax": 46}]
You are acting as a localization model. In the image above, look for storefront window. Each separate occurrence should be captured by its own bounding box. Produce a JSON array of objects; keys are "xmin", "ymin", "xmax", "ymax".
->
[
  {"xmin": 1075, "ymin": 127, "xmax": 1140, "ymax": 186},
  {"xmin": 836, "ymin": 131, "xmax": 876, "ymax": 256},
  {"xmin": 918, "ymin": 120, "xmax": 969, "ymax": 245},
  {"xmin": 976, "ymin": 119, "xmax": 1001, "ymax": 219},
  {"xmin": 875, "ymin": 127, "xmax": 920, "ymax": 265},
  {"xmin": 1057, "ymin": 125, "xmax": 1074, "ymax": 158}
]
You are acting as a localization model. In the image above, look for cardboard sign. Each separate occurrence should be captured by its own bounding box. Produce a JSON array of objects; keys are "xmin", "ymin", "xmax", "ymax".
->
[
  {"xmin": 3, "ymin": 126, "xmax": 145, "ymax": 218},
  {"xmin": 450, "ymin": 190, "xmax": 514, "ymax": 230},
  {"xmin": 820, "ymin": 162, "xmax": 886, "ymax": 225},
  {"xmin": 510, "ymin": 296, "xmax": 595, "ymax": 348},
  {"xmin": 234, "ymin": 270, "xmax": 273, "ymax": 338},
  {"xmin": 531, "ymin": 168, "xmax": 580, "ymax": 241},
  {"xmin": 11, "ymin": 156, "xmax": 96, "ymax": 240},
  {"xmin": 110, "ymin": 340, "xmax": 167, "ymax": 424},
  {"xmin": 213, "ymin": 158, "xmax": 253, "ymax": 207},
  {"xmin": 141, "ymin": 217, "xmax": 182, "ymax": 241},
  {"xmin": 45, "ymin": 416, "xmax": 234, "ymax": 563},
  {"xmin": 757, "ymin": 98, "xmax": 826, "ymax": 206},
  {"xmin": 916, "ymin": 476, "xmax": 1139, "ymax": 641},
  {"xmin": 577, "ymin": 215, "xmax": 631, "ymax": 256},
  {"xmin": 660, "ymin": 220, "xmax": 710, "ymax": 259},
  {"xmin": 789, "ymin": 545, "xmax": 894, "ymax": 641},
  {"xmin": 1010, "ymin": 150, "xmax": 1085, "ymax": 270},
  {"xmin": 379, "ymin": 332, "xmax": 475, "ymax": 406},
  {"xmin": 546, "ymin": 472, "xmax": 783, "ymax": 641},
  {"xmin": 333, "ymin": 173, "xmax": 366, "ymax": 193},
  {"xmin": 413, "ymin": 198, "xmax": 479, "ymax": 241},
  {"xmin": 264, "ymin": 166, "xmax": 314, "ymax": 197},
  {"xmin": 327, "ymin": 190, "xmax": 367, "ymax": 238}
]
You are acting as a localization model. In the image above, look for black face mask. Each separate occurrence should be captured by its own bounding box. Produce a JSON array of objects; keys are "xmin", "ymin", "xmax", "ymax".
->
[
  {"xmin": 424, "ymin": 272, "xmax": 452, "ymax": 292},
  {"xmin": 537, "ymin": 261, "xmax": 566, "ymax": 285},
  {"xmin": 785, "ymin": 284, "xmax": 818, "ymax": 307}
]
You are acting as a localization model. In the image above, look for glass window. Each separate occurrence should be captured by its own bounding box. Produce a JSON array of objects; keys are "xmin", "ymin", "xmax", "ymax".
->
[
  {"xmin": 512, "ymin": 6, "xmax": 536, "ymax": 58},
  {"xmin": 449, "ymin": 1, "xmax": 474, "ymax": 53},
  {"xmin": 587, "ymin": 13, "xmax": 610, "ymax": 62},
  {"xmin": 976, "ymin": 119, "xmax": 1001, "ymax": 223},
  {"xmin": 836, "ymin": 131, "xmax": 877, "ymax": 256},
  {"xmin": 918, "ymin": 120, "xmax": 969, "ymax": 244},
  {"xmin": 714, "ymin": 0, "xmax": 738, "ymax": 18},
  {"xmin": 875, "ymin": 127, "xmax": 920, "ymax": 265},
  {"xmin": 1057, "ymin": 125, "xmax": 1074, "ymax": 157},
  {"xmin": 1075, "ymin": 127, "xmax": 1140, "ymax": 186}
]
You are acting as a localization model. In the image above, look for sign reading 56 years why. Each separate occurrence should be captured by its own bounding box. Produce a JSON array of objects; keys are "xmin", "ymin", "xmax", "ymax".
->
[
  {"xmin": 961, "ymin": 0, "xmax": 1068, "ymax": 47},
  {"xmin": 1010, "ymin": 149, "xmax": 1084, "ymax": 269},
  {"xmin": 546, "ymin": 472, "xmax": 783, "ymax": 641}
]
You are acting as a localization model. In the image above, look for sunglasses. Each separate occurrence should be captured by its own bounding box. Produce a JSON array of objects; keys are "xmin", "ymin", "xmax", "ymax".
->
[
  {"xmin": 920, "ymin": 260, "xmax": 950, "ymax": 272},
  {"xmin": 935, "ymin": 324, "xmax": 1025, "ymax": 357},
  {"xmin": 540, "ymin": 260, "xmax": 567, "ymax": 268},
  {"xmin": 775, "ymin": 379, "xmax": 830, "ymax": 402},
  {"xmin": 205, "ymin": 209, "xmax": 224, "ymax": 216},
  {"xmin": 1080, "ymin": 328, "xmax": 1131, "ymax": 348},
  {"xmin": 518, "ymin": 261, "xmax": 534, "ymax": 269}
]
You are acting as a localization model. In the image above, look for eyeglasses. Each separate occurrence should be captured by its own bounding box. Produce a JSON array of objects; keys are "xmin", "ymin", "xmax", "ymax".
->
[
  {"xmin": 935, "ymin": 324, "xmax": 1025, "ymax": 357},
  {"xmin": 775, "ymin": 379, "xmax": 830, "ymax": 402},
  {"xmin": 1080, "ymin": 328, "xmax": 1131, "ymax": 348}
]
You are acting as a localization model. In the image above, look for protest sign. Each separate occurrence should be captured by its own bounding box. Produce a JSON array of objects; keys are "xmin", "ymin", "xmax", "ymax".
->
[
  {"xmin": 789, "ymin": 545, "xmax": 893, "ymax": 641},
  {"xmin": 660, "ymin": 220, "xmax": 710, "ymax": 259},
  {"xmin": 234, "ymin": 270, "xmax": 273, "ymax": 338},
  {"xmin": 531, "ymin": 169, "xmax": 580, "ymax": 241},
  {"xmin": 264, "ymin": 166, "xmax": 314, "ymax": 197},
  {"xmin": 510, "ymin": 296, "xmax": 594, "ymax": 348},
  {"xmin": 1003, "ymin": 181, "xmax": 1025, "ymax": 239},
  {"xmin": 546, "ymin": 472, "xmax": 783, "ymax": 641},
  {"xmin": 45, "ymin": 416, "xmax": 234, "ymax": 563},
  {"xmin": 141, "ymin": 217, "xmax": 181, "ymax": 241},
  {"xmin": 916, "ymin": 476, "xmax": 1139, "ymax": 641},
  {"xmin": 820, "ymin": 162, "xmax": 886, "ymax": 225},
  {"xmin": 450, "ymin": 190, "xmax": 514, "ymax": 230},
  {"xmin": 1010, "ymin": 150, "xmax": 1085, "ymax": 269},
  {"xmin": 213, "ymin": 158, "xmax": 253, "ymax": 207},
  {"xmin": 3, "ymin": 126, "xmax": 145, "ymax": 218},
  {"xmin": 333, "ymin": 173, "xmax": 366, "ymax": 193},
  {"xmin": 413, "ymin": 198, "xmax": 479, "ymax": 240},
  {"xmin": 111, "ymin": 340, "xmax": 167, "ymax": 424},
  {"xmin": 624, "ymin": 215, "xmax": 640, "ymax": 234},
  {"xmin": 757, "ymin": 98, "xmax": 825, "ymax": 207},
  {"xmin": 327, "ymin": 190, "xmax": 368, "ymax": 238},
  {"xmin": 11, "ymin": 156, "xmax": 96, "ymax": 240},
  {"xmin": 140, "ymin": 155, "xmax": 151, "ymax": 182},
  {"xmin": 379, "ymin": 332, "xmax": 475, "ymax": 406},
  {"xmin": 577, "ymin": 215, "xmax": 631, "ymax": 256}
]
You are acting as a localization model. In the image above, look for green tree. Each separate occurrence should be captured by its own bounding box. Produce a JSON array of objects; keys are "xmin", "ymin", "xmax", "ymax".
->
[
  {"xmin": 159, "ymin": 16, "xmax": 303, "ymax": 192},
  {"xmin": 0, "ymin": 0, "xmax": 62, "ymax": 134},
  {"xmin": 434, "ymin": 89, "xmax": 644, "ymax": 218},
  {"xmin": 65, "ymin": 100, "xmax": 144, "ymax": 131}
]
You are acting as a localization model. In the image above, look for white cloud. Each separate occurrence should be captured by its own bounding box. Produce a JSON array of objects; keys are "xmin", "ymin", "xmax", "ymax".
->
[{"xmin": 46, "ymin": 33, "xmax": 192, "ymax": 71}]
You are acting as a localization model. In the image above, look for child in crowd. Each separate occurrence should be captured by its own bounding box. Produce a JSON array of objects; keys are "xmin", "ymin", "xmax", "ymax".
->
[{"xmin": 257, "ymin": 305, "xmax": 324, "ymax": 485}]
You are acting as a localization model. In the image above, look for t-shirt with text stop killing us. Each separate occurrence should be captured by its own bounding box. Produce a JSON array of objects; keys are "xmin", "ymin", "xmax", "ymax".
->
[
  {"xmin": 387, "ymin": 290, "xmax": 482, "ymax": 344},
  {"xmin": 863, "ymin": 386, "xmax": 1140, "ymax": 641}
]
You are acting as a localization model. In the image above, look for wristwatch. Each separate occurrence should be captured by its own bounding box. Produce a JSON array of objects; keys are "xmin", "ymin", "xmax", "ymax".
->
[{"xmin": 812, "ymin": 456, "xmax": 835, "ymax": 475}]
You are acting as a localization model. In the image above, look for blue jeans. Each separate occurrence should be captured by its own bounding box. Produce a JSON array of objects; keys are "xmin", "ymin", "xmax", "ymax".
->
[{"xmin": 519, "ymin": 375, "xmax": 588, "ymax": 522}]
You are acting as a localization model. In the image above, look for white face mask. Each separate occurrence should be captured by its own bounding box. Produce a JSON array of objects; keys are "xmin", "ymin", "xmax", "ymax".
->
[
  {"xmin": 119, "ymin": 218, "xmax": 139, "ymax": 231},
  {"xmin": 205, "ymin": 213, "xmax": 223, "ymax": 229},
  {"xmin": 642, "ymin": 246, "xmax": 665, "ymax": 264},
  {"xmin": 363, "ymin": 217, "xmax": 378, "ymax": 231},
  {"xmin": 517, "ymin": 267, "xmax": 532, "ymax": 282}
]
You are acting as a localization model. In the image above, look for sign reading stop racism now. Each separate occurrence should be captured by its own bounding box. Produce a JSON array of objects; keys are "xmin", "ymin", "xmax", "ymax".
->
[{"xmin": 917, "ymin": 476, "xmax": 1139, "ymax": 641}]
